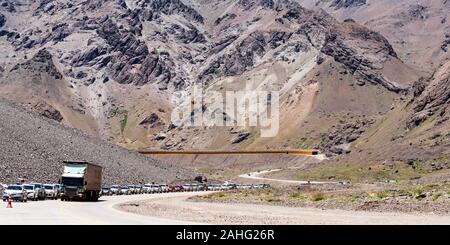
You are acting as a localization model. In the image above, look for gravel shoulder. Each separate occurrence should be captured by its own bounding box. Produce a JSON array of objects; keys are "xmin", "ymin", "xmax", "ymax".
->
[{"xmin": 115, "ymin": 193, "xmax": 450, "ymax": 225}]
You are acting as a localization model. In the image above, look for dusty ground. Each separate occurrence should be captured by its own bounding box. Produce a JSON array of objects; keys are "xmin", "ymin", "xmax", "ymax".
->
[
  {"xmin": 192, "ymin": 184, "xmax": 450, "ymax": 215},
  {"xmin": 116, "ymin": 194, "xmax": 450, "ymax": 225}
]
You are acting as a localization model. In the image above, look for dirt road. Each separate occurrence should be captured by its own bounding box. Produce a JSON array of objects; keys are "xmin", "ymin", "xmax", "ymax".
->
[
  {"xmin": 117, "ymin": 194, "xmax": 450, "ymax": 225},
  {"xmin": 238, "ymin": 168, "xmax": 337, "ymax": 185}
]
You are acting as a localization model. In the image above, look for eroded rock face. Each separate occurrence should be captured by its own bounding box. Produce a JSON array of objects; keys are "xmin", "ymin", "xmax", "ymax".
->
[
  {"xmin": 96, "ymin": 17, "xmax": 175, "ymax": 86},
  {"xmin": 0, "ymin": 0, "xmax": 16, "ymax": 12},
  {"xmin": 408, "ymin": 4, "xmax": 428, "ymax": 21},
  {"xmin": 144, "ymin": 0, "xmax": 204, "ymax": 23},
  {"xmin": 330, "ymin": 0, "xmax": 366, "ymax": 9},
  {"xmin": 31, "ymin": 101, "xmax": 64, "ymax": 122},
  {"xmin": 0, "ymin": 13, "xmax": 5, "ymax": 28},
  {"xmin": 199, "ymin": 30, "xmax": 298, "ymax": 84},
  {"xmin": 321, "ymin": 20, "xmax": 401, "ymax": 92},
  {"xmin": 408, "ymin": 62, "xmax": 450, "ymax": 128},
  {"xmin": 442, "ymin": 33, "xmax": 450, "ymax": 52},
  {"xmin": 140, "ymin": 113, "xmax": 164, "ymax": 128},
  {"xmin": 320, "ymin": 119, "xmax": 373, "ymax": 155},
  {"xmin": 11, "ymin": 49, "xmax": 63, "ymax": 80},
  {"xmin": 232, "ymin": 132, "xmax": 251, "ymax": 144}
]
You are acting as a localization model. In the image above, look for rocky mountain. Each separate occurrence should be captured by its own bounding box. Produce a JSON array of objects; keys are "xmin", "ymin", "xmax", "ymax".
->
[
  {"xmin": 0, "ymin": 0, "xmax": 422, "ymax": 155},
  {"xmin": 324, "ymin": 60, "xmax": 450, "ymax": 176},
  {"xmin": 3, "ymin": 0, "xmax": 449, "ymax": 186},
  {"xmin": 296, "ymin": 0, "xmax": 450, "ymax": 72}
]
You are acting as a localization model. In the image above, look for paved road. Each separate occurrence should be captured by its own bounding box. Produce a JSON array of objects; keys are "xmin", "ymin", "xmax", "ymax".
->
[
  {"xmin": 0, "ymin": 192, "xmax": 205, "ymax": 225},
  {"xmin": 2, "ymin": 191, "xmax": 449, "ymax": 225}
]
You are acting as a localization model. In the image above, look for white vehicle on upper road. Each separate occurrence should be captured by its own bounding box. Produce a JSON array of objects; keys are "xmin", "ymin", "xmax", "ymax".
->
[
  {"xmin": 44, "ymin": 184, "xmax": 58, "ymax": 200},
  {"xmin": 2, "ymin": 185, "xmax": 27, "ymax": 202}
]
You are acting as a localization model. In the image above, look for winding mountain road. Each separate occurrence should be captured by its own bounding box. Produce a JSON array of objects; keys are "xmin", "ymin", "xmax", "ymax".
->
[
  {"xmin": 1, "ymin": 190, "xmax": 449, "ymax": 225},
  {"xmin": 0, "ymin": 192, "xmax": 204, "ymax": 225}
]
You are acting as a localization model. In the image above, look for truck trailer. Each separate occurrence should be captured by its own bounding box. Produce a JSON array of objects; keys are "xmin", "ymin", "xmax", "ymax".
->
[{"xmin": 60, "ymin": 161, "xmax": 102, "ymax": 201}]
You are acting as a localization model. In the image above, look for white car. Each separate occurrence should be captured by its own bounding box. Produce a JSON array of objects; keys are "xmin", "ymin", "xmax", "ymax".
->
[
  {"xmin": 2, "ymin": 185, "xmax": 27, "ymax": 202},
  {"xmin": 159, "ymin": 184, "xmax": 168, "ymax": 193},
  {"xmin": 110, "ymin": 185, "xmax": 121, "ymax": 195},
  {"xmin": 44, "ymin": 184, "xmax": 58, "ymax": 199},
  {"xmin": 30, "ymin": 183, "xmax": 46, "ymax": 200},
  {"xmin": 23, "ymin": 184, "xmax": 39, "ymax": 201},
  {"xmin": 120, "ymin": 186, "xmax": 131, "ymax": 195},
  {"xmin": 143, "ymin": 184, "xmax": 152, "ymax": 193},
  {"xmin": 150, "ymin": 184, "xmax": 161, "ymax": 193},
  {"xmin": 182, "ymin": 184, "xmax": 193, "ymax": 192}
]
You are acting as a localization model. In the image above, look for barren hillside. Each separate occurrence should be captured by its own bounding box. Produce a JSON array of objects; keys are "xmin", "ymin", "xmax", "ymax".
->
[
  {"xmin": 296, "ymin": 0, "xmax": 450, "ymax": 72},
  {"xmin": 0, "ymin": 100, "xmax": 194, "ymax": 184}
]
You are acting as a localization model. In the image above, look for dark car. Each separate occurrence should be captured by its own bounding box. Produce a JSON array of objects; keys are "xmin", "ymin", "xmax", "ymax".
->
[{"xmin": 169, "ymin": 185, "xmax": 183, "ymax": 192}]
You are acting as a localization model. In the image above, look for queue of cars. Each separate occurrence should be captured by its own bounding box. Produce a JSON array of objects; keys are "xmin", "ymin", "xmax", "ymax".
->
[
  {"xmin": 1, "ymin": 181, "xmax": 272, "ymax": 201},
  {"xmin": 100, "ymin": 182, "xmax": 271, "ymax": 196},
  {"xmin": 1, "ymin": 183, "xmax": 61, "ymax": 202}
]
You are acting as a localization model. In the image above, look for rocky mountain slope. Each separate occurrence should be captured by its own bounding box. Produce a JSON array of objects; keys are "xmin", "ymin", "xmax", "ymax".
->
[
  {"xmin": 296, "ymin": 0, "xmax": 450, "ymax": 72},
  {"xmin": 0, "ymin": 100, "xmax": 194, "ymax": 185},
  {"xmin": 293, "ymin": 60, "xmax": 450, "ymax": 183},
  {"xmin": 0, "ymin": 0, "xmax": 421, "ymax": 155}
]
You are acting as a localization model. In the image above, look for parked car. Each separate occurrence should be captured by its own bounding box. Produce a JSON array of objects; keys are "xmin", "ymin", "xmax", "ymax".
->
[
  {"xmin": 128, "ymin": 185, "xmax": 136, "ymax": 194},
  {"xmin": 110, "ymin": 185, "xmax": 121, "ymax": 195},
  {"xmin": 221, "ymin": 183, "xmax": 237, "ymax": 190},
  {"xmin": 3, "ymin": 185, "xmax": 27, "ymax": 202},
  {"xmin": 120, "ymin": 186, "xmax": 131, "ymax": 195},
  {"xmin": 143, "ymin": 184, "xmax": 151, "ymax": 193},
  {"xmin": 159, "ymin": 184, "xmax": 169, "ymax": 193},
  {"xmin": 208, "ymin": 184, "xmax": 222, "ymax": 191},
  {"xmin": 23, "ymin": 184, "xmax": 39, "ymax": 201},
  {"xmin": 134, "ymin": 185, "xmax": 143, "ymax": 194},
  {"xmin": 101, "ymin": 187, "xmax": 112, "ymax": 196},
  {"xmin": 43, "ymin": 184, "xmax": 58, "ymax": 200},
  {"xmin": 182, "ymin": 184, "xmax": 193, "ymax": 192},
  {"xmin": 55, "ymin": 184, "xmax": 61, "ymax": 197},
  {"xmin": 168, "ymin": 185, "xmax": 184, "ymax": 192},
  {"xmin": 30, "ymin": 183, "xmax": 46, "ymax": 200},
  {"xmin": 198, "ymin": 184, "xmax": 207, "ymax": 191},
  {"xmin": 143, "ymin": 184, "xmax": 152, "ymax": 193},
  {"xmin": 150, "ymin": 184, "xmax": 161, "ymax": 193}
]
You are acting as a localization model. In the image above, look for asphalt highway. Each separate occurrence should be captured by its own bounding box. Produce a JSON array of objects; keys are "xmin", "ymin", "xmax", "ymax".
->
[{"xmin": 0, "ymin": 192, "xmax": 204, "ymax": 225}]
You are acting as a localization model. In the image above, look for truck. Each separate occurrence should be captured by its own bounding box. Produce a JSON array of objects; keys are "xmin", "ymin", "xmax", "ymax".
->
[{"xmin": 60, "ymin": 161, "xmax": 102, "ymax": 201}]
